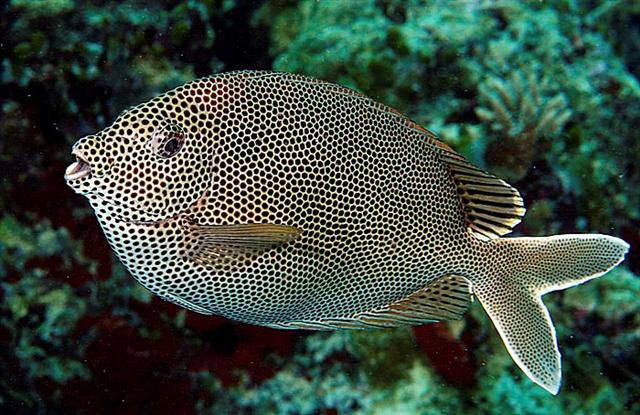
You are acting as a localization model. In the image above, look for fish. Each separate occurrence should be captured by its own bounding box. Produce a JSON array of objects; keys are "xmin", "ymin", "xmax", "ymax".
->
[{"xmin": 64, "ymin": 70, "xmax": 629, "ymax": 394}]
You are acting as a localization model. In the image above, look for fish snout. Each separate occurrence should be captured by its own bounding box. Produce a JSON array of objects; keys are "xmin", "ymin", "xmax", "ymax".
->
[
  {"xmin": 65, "ymin": 135, "xmax": 115, "ymax": 186},
  {"xmin": 65, "ymin": 147, "xmax": 93, "ymax": 182}
]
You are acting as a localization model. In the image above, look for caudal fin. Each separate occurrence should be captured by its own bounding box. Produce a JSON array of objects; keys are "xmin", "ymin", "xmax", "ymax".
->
[{"xmin": 473, "ymin": 234, "xmax": 629, "ymax": 394}]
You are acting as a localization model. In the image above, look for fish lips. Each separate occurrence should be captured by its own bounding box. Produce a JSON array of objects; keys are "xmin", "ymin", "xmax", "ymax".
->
[{"xmin": 64, "ymin": 149, "xmax": 93, "ymax": 185}]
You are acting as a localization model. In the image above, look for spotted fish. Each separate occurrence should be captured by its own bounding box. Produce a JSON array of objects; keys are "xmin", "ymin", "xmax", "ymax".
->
[{"xmin": 65, "ymin": 71, "xmax": 629, "ymax": 394}]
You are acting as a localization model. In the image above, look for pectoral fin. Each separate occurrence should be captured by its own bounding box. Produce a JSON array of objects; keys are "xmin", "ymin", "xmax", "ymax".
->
[{"xmin": 183, "ymin": 221, "xmax": 301, "ymax": 266}]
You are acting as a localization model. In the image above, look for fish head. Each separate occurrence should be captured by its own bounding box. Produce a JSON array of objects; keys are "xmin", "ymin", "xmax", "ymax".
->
[{"xmin": 64, "ymin": 82, "xmax": 217, "ymax": 223}]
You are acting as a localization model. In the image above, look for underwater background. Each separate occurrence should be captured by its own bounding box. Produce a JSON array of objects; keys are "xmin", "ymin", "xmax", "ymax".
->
[{"xmin": 1, "ymin": 0, "xmax": 639, "ymax": 413}]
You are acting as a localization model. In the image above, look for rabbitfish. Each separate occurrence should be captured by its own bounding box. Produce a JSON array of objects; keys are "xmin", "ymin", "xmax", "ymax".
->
[{"xmin": 65, "ymin": 71, "xmax": 629, "ymax": 394}]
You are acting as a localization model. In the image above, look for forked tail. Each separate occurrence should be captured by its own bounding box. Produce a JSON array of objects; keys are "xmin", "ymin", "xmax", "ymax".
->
[{"xmin": 473, "ymin": 234, "xmax": 629, "ymax": 394}]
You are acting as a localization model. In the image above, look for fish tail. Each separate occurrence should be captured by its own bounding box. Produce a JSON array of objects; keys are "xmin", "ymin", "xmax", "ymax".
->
[{"xmin": 472, "ymin": 234, "xmax": 629, "ymax": 394}]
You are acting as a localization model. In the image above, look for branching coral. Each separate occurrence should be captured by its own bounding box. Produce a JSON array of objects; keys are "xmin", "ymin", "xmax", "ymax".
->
[{"xmin": 476, "ymin": 69, "xmax": 572, "ymax": 181}]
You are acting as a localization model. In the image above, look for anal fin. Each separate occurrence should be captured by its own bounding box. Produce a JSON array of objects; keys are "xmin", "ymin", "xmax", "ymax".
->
[
  {"xmin": 277, "ymin": 275, "xmax": 473, "ymax": 330},
  {"xmin": 355, "ymin": 275, "xmax": 473, "ymax": 327},
  {"xmin": 160, "ymin": 291, "xmax": 214, "ymax": 315}
]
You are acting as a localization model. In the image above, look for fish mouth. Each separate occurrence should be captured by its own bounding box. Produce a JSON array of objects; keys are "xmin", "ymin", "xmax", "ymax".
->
[{"xmin": 65, "ymin": 150, "xmax": 92, "ymax": 181}]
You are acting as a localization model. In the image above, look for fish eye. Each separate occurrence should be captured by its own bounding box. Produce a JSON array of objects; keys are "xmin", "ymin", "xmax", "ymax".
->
[{"xmin": 150, "ymin": 121, "xmax": 186, "ymax": 158}]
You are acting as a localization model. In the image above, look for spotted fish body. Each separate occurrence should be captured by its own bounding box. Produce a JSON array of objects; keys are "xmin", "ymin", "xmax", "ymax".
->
[{"xmin": 65, "ymin": 71, "xmax": 629, "ymax": 394}]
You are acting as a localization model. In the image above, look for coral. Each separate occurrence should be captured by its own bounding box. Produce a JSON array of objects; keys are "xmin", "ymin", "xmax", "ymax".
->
[
  {"xmin": 476, "ymin": 69, "xmax": 572, "ymax": 181},
  {"xmin": 583, "ymin": 0, "xmax": 640, "ymax": 79},
  {"xmin": 193, "ymin": 331, "xmax": 367, "ymax": 414},
  {"xmin": 0, "ymin": 216, "xmax": 92, "ymax": 411},
  {"xmin": 349, "ymin": 327, "xmax": 417, "ymax": 388},
  {"xmin": 257, "ymin": 0, "xmax": 492, "ymax": 122},
  {"xmin": 193, "ymin": 330, "xmax": 467, "ymax": 415}
]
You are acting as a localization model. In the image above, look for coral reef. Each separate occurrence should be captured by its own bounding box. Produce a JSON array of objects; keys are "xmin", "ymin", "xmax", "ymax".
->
[
  {"xmin": 1, "ymin": 0, "xmax": 638, "ymax": 413},
  {"xmin": 475, "ymin": 69, "xmax": 572, "ymax": 181}
]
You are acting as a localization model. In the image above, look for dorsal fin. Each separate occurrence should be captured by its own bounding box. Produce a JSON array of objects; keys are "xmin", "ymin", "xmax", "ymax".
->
[
  {"xmin": 322, "ymin": 82, "xmax": 457, "ymax": 153},
  {"xmin": 269, "ymin": 275, "xmax": 472, "ymax": 330},
  {"xmin": 440, "ymin": 151, "xmax": 526, "ymax": 240}
]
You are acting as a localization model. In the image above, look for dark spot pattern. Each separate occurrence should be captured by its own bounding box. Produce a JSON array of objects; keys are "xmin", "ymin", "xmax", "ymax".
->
[
  {"xmin": 66, "ymin": 71, "xmax": 484, "ymax": 324},
  {"xmin": 64, "ymin": 71, "xmax": 630, "ymax": 394},
  {"xmin": 64, "ymin": 71, "xmax": 626, "ymax": 329}
]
